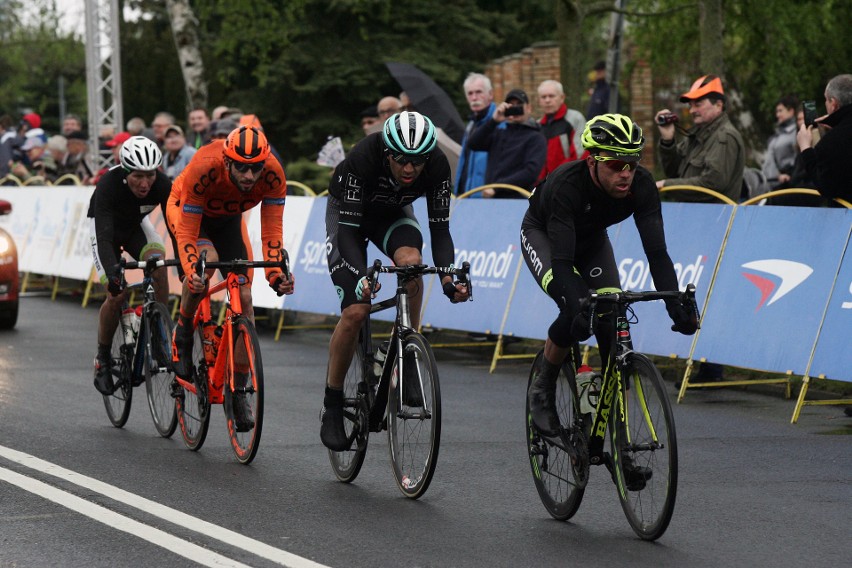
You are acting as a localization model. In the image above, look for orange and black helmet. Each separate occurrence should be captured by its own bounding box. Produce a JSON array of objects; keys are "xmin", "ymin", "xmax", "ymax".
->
[{"xmin": 223, "ymin": 125, "xmax": 270, "ymax": 163}]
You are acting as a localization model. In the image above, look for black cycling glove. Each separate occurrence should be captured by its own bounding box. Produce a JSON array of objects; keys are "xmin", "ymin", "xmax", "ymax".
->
[
  {"xmin": 443, "ymin": 281, "xmax": 459, "ymax": 303},
  {"xmin": 269, "ymin": 273, "xmax": 286, "ymax": 297},
  {"xmin": 666, "ymin": 300, "xmax": 698, "ymax": 335},
  {"xmin": 570, "ymin": 310, "xmax": 596, "ymax": 341},
  {"xmin": 106, "ymin": 272, "xmax": 123, "ymax": 296}
]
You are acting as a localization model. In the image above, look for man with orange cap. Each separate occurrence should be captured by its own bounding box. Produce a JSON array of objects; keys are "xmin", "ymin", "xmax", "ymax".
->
[{"xmin": 654, "ymin": 74, "xmax": 745, "ymax": 203}]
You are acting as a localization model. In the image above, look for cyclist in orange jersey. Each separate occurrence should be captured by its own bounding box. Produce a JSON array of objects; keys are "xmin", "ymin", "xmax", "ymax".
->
[{"xmin": 166, "ymin": 125, "xmax": 294, "ymax": 428}]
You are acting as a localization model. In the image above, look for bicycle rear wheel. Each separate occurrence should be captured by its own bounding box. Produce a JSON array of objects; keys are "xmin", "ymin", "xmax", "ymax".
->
[
  {"xmin": 175, "ymin": 326, "xmax": 211, "ymax": 451},
  {"xmin": 144, "ymin": 302, "xmax": 178, "ymax": 438},
  {"xmin": 224, "ymin": 317, "xmax": 264, "ymax": 464},
  {"xmin": 387, "ymin": 333, "xmax": 441, "ymax": 499},
  {"xmin": 103, "ymin": 324, "xmax": 133, "ymax": 428},
  {"xmin": 610, "ymin": 353, "xmax": 677, "ymax": 541},
  {"xmin": 328, "ymin": 330, "xmax": 370, "ymax": 482},
  {"xmin": 526, "ymin": 351, "xmax": 587, "ymax": 521}
]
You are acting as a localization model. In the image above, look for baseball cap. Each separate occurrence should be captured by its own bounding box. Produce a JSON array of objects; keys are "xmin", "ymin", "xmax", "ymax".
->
[
  {"xmin": 22, "ymin": 112, "xmax": 41, "ymax": 129},
  {"xmin": 505, "ymin": 88, "xmax": 529, "ymax": 104},
  {"xmin": 679, "ymin": 75, "xmax": 725, "ymax": 102},
  {"xmin": 106, "ymin": 131, "xmax": 131, "ymax": 147},
  {"xmin": 164, "ymin": 124, "xmax": 184, "ymax": 137},
  {"xmin": 212, "ymin": 118, "xmax": 238, "ymax": 137},
  {"xmin": 21, "ymin": 137, "xmax": 45, "ymax": 151}
]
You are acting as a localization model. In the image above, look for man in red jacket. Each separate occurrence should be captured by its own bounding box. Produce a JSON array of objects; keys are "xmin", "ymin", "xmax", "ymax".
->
[{"xmin": 536, "ymin": 80, "xmax": 588, "ymax": 186}]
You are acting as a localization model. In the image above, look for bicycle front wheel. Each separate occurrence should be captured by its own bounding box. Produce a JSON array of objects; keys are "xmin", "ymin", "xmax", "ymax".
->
[
  {"xmin": 144, "ymin": 302, "xmax": 178, "ymax": 438},
  {"xmin": 610, "ymin": 353, "xmax": 677, "ymax": 541},
  {"xmin": 224, "ymin": 317, "xmax": 264, "ymax": 464},
  {"xmin": 387, "ymin": 333, "xmax": 441, "ymax": 499},
  {"xmin": 328, "ymin": 330, "xmax": 370, "ymax": 482},
  {"xmin": 526, "ymin": 351, "xmax": 587, "ymax": 521},
  {"xmin": 103, "ymin": 324, "xmax": 133, "ymax": 428},
  {"xmin": 175, "ymin": 326, "xmax": 211, "ymax": 451}
]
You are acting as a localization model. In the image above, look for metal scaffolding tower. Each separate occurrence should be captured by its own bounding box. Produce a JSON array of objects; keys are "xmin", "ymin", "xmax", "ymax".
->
[{"xmin": 84, "ymin": 0, "xmax": 123, "ymax": 172}]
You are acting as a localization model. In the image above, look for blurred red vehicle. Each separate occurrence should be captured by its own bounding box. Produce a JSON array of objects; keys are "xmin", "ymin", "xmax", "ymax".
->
[{"xmin": 0, "ymin": 199, "xmax": 19, "ymax": 329}]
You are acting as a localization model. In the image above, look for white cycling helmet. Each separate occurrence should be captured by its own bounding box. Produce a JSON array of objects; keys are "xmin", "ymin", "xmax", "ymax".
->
[{"xmin": 119, "ymin": 135, "xmax": 162, "ymax": 171}]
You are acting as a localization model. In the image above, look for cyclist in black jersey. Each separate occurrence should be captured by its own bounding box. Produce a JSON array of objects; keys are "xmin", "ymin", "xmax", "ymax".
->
[
  {"xmin": 320, "ymin": 111, "xmax": 470, "ymax": 451},
  {"xmin": 522, "ymin": 114, "xmax": 698, "ymax": 436},
  {"xmin": 88, "ymin": 136, "xmax": 172, "ymax": 395}
]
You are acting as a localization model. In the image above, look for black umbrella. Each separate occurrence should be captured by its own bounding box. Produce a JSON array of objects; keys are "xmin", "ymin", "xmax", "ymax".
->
[{"xmin": 385, "ymin": 62, "xmax": 466, "ymax": 144}]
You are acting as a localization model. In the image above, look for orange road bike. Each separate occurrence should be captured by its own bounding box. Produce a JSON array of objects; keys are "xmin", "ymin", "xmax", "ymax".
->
[
  {"xmin": 102, "ymin": 257, "xmax": 180, "ymax": 437},
  {"xmin": 172, "ymin": 250, "xmax": 290, "ymax": 464}
]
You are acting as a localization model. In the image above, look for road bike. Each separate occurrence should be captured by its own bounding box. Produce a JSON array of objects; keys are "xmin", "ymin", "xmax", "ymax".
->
[
  {"xmin": 172, "ymin": 250, "xmax": 290, "ymax": 464},
  {"xmin": 328, "ymin": 260, "xmax": 472, "ymax": 499},
  {"xmin": 102, "ymin": 257, "xmax": 180, "ymax": 437},
  {"xmin": 526, "ymin": 284, "xmax": 699, "ymax": 540}
]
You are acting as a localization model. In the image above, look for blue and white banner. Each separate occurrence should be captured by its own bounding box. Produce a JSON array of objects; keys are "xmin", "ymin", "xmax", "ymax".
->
[
  {"xmin": 612, "ymin": 202, "xmax": 732, "ymax": 358},
  {"xmin": 693, "ymin": 206, "xmax": 850, "ymax": 375},
  {"xmin": 809, "ymin": 215, "xmax": 852, "ymax": 382}
]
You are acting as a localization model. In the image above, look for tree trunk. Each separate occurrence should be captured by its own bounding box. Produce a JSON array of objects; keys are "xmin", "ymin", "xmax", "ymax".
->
[
  {"xmin": 557, "ymin": 0, "xmax": 585, "ymax": 107},
  {"xmin": 165, "ymin": 0, "xmax": 207, "ymax": 111},
  {"xmin": 699, "ymin": 0, "xmax": 724, "ymax": 74}
]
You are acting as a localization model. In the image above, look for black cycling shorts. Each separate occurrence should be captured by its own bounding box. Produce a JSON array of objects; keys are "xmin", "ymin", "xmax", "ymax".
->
[
  {"xmin": 326, "ymin": 196, "xmax": 423, "ymax": 310},
  {"xmin": 166, "ymin": 213, "xmax": 252, "ymax": 280}
]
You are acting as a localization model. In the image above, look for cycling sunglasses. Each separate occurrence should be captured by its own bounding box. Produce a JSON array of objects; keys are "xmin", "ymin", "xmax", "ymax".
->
[
  {"xmin": 231, "ymin": 160, "xmax": 265, "ymax": 174},
  {"xmin": 390, "ymin": 153, "xmax": 429, "ymax": 167},
  {"xmin": 593, "ymin": 155, "xmax": 640, "ymax": 172}
]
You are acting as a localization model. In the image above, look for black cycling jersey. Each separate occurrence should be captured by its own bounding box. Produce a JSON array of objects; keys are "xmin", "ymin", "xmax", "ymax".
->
[
  {"xmin": 328, "ymin": 132, "xmax": 455, "ymax": 279},
  {"xmin": 523, "ymin": 159, "xmax": 679, "ymax": 341},
  {"xmin": 87, "ymin": 165, "xmax": 172, "ymax": 274}
]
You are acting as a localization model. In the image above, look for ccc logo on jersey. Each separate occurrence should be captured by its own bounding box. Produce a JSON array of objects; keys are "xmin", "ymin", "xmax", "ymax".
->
[
  {"xmin": 192, "ymin": 167, "xmax": 219, "ymax": 196},
  {"xmin": 207, "ymin": 198, "xmax": 257, "ymax": 214}
]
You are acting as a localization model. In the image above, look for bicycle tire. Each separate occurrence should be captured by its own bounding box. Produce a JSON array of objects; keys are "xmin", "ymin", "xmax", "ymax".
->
[
  {"xmin": 387, "ymin": 332, "xmax": 441, "ymax": 499},
  {"xmin": 103, "ymin": 322, "xmax": 133, "ymax": 428},
  {"xmin": 328, "ymin": 331, "xmax": 370, "ymax": 482},
  {"xmin": 610, "ymin": 352, "xmax": 678, "ymax": 541},
  {"xmin": 143, "ymin": 302, "xmax": 178, "ymax": 438},
  {"xmin": 224, "ymin": 317, "xmax": 264, "ymax": 464},
  {"xmin": 526, "ymin": 351, "xmax": 587, "ymax": 521},
  {"xmin": 175, "ymin": 325, "xmax": 211, "ymax": 451}
]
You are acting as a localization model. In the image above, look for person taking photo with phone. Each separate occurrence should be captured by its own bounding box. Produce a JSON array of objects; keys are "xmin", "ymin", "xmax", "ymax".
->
[{"xmin": 467, "ymin": 88, "xmax": 546, "ymax": 197}]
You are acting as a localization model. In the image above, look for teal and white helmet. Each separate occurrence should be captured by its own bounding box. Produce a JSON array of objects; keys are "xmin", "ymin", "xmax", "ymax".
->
[{"xmin": 382, "ymin": 111, "xmax": 437, "ymax": 157}]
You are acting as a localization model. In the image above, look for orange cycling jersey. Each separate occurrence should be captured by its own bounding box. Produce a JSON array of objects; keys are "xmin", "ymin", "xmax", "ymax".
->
[{"xmin": 168, "ymin": 140, "xmax": 287, "ymax": 282}]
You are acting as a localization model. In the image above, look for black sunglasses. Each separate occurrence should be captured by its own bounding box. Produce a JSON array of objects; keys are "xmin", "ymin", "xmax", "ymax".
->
[
  {"xmin": 390, "ymin": 153, "xmax": 428, "ymax": 167},
  {"xmin": 231, "ymin": 160, "xmax": 265, "ymax": 174}
]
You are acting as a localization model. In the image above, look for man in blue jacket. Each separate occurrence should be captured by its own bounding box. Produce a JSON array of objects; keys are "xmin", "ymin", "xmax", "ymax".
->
[
  {"xmin": 467, "ymin": 88, "xmax": 547, "ymax": 197},
  {"xmin": 455, "ymin": 73, "xmax": 496, "ymax": 197}
]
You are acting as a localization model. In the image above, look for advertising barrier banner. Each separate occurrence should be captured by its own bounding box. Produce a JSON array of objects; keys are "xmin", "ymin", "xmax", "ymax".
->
[
  {"xmin": 421, "ymin": 199, "xmax": 524, "ymax": 333},
  {"xmin": 611, "ymin": 202, "xmax": 732, "ymax": 358},
  {"xmin": 693, "ymin": 206, "xmax": 850, "ymax": 375},
  {"xmin": 808, "ymin": 214, "xmax": 852, "ymax": 382}
]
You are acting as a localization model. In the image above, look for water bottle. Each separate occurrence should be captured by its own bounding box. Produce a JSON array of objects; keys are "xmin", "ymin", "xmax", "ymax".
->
[
  {"xmin": 576, "ymin": 366, "xmax": 602, "ymax": 417},
  {"xmin": 121, "ymin": 308, "xmax": 139, "ymax": 346},
  {"xmin": 373, "ymin": 340, "xmax": 389, "ymax": 377},
  {"xmin": 201, "ymin": 321, "xmax": 221, "ymax": 365}
]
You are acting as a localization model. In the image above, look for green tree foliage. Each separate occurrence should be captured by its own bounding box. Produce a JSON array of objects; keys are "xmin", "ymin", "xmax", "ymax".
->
[{"xmin": 0, "ymin": 1, "xmax": 86, "ymax": 132}]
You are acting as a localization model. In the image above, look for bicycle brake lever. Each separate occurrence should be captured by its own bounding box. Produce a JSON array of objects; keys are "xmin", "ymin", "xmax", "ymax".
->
[
  {"xmin": 461, "ymin": 261, "xmax": 472, "ymax": 301},
  {"xmin": 280, "ymin": 248, "xmax": 292, "ymax": 282}
]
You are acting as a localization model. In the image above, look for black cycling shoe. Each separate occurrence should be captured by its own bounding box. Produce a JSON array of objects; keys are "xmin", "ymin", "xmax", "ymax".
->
[
  {"xmin": 401, "ymin": 350, "xmax": 423, "ymax": 407},
  {"xmin": 231, "ymin": 391, "xmax": 255, "ymax": 432},
  {"xmin": 320, "ymin": 389, "xmax": 351, "ymax": 451},
  {"xmin": 171, "ymin": 325, "xmax": 194, "ymax": 380},
  {"xmin": 528, "ymin": 372, "xmax": 560, "ymax": 436},
  {"xmin": 622, "ymin": 454, "xmax": 653, "ymax": 491},
  {"xmin": 93, "ymin": 356, "xmax": 115, "ymax": 395}
]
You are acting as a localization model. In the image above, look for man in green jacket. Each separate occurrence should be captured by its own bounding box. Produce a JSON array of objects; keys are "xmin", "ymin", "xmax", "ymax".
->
[{"xmin": 655, "ymin": 74, "xmax": 745, "ymax": 203}]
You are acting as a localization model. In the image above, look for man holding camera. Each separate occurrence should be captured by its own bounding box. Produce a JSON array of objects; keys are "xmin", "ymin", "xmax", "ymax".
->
[
  {"xmin": 467, "ymin": 88, "xmax": 546, "ymax": 197},
  {"xmin": 654, "ymin": 74, "xmax": 745, "ymax": 203},
  {"xmin": 796, "ymin": 74, "xmax": 852, "ymax": 204}
]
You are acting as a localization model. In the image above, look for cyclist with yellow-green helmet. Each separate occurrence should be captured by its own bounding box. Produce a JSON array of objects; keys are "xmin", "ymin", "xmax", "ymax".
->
[{"xmin": 521, "ymin": 113, "xmax": 697, "ymax": 437}]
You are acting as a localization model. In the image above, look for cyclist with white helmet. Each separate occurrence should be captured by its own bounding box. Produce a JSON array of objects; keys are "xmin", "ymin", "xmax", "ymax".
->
[
  {"xmin": 522, "ymin": 114, "xmax": 698, "ymax": 437},
  {"xmin": 88, "ymin": 135, "xmax": 172, "ymax": 395},
  {"xmin": 320, "ymin": 111, "xmax": 469, "ymax": 451}
]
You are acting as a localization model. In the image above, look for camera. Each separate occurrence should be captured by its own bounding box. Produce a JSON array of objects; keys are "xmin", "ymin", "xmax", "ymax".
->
[
  {"xmin": 802, "ymin": 100, "xmax": 818, "ymax": 127},
  {"xmin": 656, "ymin": 113, "xmax": 679, "ymax": 126},
  {"xmin": 504, "ymin": 105, "xmax": 524, "ymax": 117}
]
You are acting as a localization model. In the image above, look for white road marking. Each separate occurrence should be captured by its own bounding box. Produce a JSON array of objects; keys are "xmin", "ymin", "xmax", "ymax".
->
[{"xmin": 0, "ymin": 444, "xmax": 329, "ymax": 568}]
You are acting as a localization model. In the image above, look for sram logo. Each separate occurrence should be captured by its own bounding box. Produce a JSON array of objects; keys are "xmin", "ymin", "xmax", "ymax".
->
[{"xmin": 741, "ymin": 259, "xmax": 813, "ymax": 310}]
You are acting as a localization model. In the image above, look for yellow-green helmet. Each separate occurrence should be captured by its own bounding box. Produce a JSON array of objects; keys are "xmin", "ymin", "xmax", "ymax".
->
[{"xmin": 581, "ymin": 113, "xmax": 645, "ymax": 160}]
